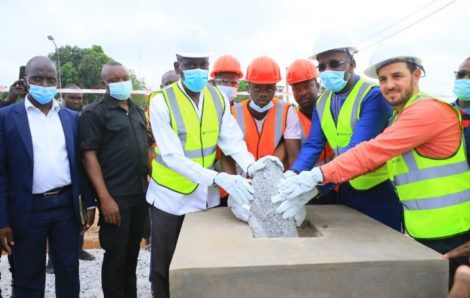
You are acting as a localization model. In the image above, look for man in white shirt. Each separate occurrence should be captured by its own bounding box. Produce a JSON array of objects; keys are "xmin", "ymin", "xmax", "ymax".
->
[
  {"xmin": 0, "ymin": 56, "xmax": 95, "ymax": 298},
  {"xmin": 146, "ymin": 29, "xmax": 278, "ymax": 298}
]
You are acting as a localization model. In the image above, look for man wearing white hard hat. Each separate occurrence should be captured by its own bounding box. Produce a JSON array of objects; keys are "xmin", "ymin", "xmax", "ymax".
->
[
  {"xmin": 277, "ymin": 30, "xmax": 402, "ymax": 231},
  {"xmin": 275, "ymin": 40, "xmax": 470, "ymax": 287},
  {"xmin": 146, "ymin": 28, "xmax": 281, "ymax": 297}
]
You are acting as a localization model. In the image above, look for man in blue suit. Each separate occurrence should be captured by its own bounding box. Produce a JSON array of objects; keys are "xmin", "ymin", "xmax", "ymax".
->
[{"xmin": 0, "ymin": 56, "xmax": 95, "ymax": 298}]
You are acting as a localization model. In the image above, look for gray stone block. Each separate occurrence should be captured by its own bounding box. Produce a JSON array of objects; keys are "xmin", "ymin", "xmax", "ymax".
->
[
  {"xmin": 170, "ymin": 206, "xmax": 448, "ymax": 298},
  {"xmin": 249, "ymin": 160, "xmax": 298, "ymax": 238}
]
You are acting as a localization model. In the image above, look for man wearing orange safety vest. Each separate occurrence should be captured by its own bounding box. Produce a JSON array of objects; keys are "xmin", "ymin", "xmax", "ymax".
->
[
  {"xmin": 210, "ymin": 55, "xmax": 244, "ymax": 205},
  {"xmin": 229, "ymin": 56, "xmax": 301, "ymax": 168},
  {"xmin": 286, "ymin": 59, "xmax": 335, "ymax": 204}
]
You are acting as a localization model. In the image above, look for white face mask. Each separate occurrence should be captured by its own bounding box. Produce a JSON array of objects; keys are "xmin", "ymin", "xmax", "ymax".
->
[
  {"xmin": 249, "ymin": 100, "xmax": 274, "ymax": 113},
  {"xmin": 217, "ymin": 85, "xmax": 238, "ymax": 100}
]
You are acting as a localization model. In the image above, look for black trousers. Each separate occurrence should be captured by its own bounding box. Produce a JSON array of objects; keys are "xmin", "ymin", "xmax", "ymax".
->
[
  {"xmin": 150, "ymin": 206, "xmax": 185, "ymax": 298},
  {"xmin": 99, "ymin": 194, "xmax": 147, "ymax": 298},
  {"xmin": 416, "ymin": 230, "xmax": 470, "ymax": 288}
]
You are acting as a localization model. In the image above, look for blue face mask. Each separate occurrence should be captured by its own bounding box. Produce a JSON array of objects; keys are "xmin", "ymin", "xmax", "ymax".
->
[
  {"xmin": 217, "ymin": 85, "xmax": 238, "ymax": 100},
  {"xmin": 320, "ymin": 70, "xmax": 348, "ymax": 92},
  {"xmin": 454, "ymin": 79, "xmax": 470, "ymax": 101},
  {"xmin": 28, "ymin": 84, "xmax": 57, "ymax": 104},
  {"xmin": 249, "ymin": 100, "xmax": 274, "ymax": 113},
  {"xmin": 182, "ymin": 68, "xmax": 208, "ymax": 92},
  {"xmin": 108, "ymin": 80, "xmax": 133, "ymax": 100}
]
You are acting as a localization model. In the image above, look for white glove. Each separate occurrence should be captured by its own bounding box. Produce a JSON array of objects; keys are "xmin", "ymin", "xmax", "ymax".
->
[
  {"xmin": 273, "ymin": 187, "xmax": 318, "ymax": 220},
  {"xmin": 227, "ymin": 195, "xmax": 251, "ymax": 222},
  {"xmin": 279, "ymin": 170, "xmax": 297, "ymax": 183},
  {"xmin": 214, "ymin": 173, "xmax": 254, "ymax": 205},
  {"xmin": 277, "ymin": 167, "xmax": 323, "ymax": 201},
  {"xmin": 247, "ymin": 155, "xmax": 284, "ymax": 177}
]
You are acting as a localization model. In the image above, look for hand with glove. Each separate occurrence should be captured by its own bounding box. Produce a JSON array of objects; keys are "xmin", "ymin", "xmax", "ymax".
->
[
  {"xmin": 247, "ymin": 155, "xmax": 284, "ymax": 177},
  {"xmin": 272, "ymin": 187, "xmax": 318, "ymax": 221},
  {"xmin": 227, "ymin": 195, "xmax": 251, "ymax": 222},
  {"xmin": 277, "ymin": 167, "xmax": 323, "ymax": 201},
  {"xmin": 214, "ymin": 172, "xmax": 254, "ymax": 206}
]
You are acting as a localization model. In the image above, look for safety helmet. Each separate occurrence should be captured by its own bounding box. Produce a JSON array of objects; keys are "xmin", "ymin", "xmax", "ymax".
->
[
  {"xmin": 175, "ymin": 28, "xmax": 212, "ymax": 58},
  {"xmin": 364, "ymin": 41, "xmax": 422, "ymax": 79},
  {"xmin": 245, "ymin": 56, "xmax": 281, "ymax": 84},
  {"xmin": 210, "ymin": 55, "xmax": 243, "ymax": 79},
  {"xmin": 311, "ymin": 30, "xmax": 357, "ymax": 59},
  {"xmin": 286, "ymin": 59, "xmax": 319, "ymax": 85}
]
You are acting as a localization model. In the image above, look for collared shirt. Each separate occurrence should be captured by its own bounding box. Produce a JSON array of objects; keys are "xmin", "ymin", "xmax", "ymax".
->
[
  {"xmin": 25, "ymin": 96, "xmax": 71, "ymax": 194},
  {"xmin": 146, "ymin": 81, "xmax": 254, "ymax": 216},
  {"xmin": 291, "ymin": 76, "xmax": 392, "ymax": 173},
  {"xmin": 80, "ymin": 94, "xmax": 149, "ymax": 197},
  {"xmin": 321, "ymin": 99, "xmax": 461, "ymax": 183}
]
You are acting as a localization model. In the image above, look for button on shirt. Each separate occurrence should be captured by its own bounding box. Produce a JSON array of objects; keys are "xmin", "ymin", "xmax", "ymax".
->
[
  {"xmin": 25, "ymin": 97, "xmax": 71, "ymax": 194},
  {"xmin": 147, "ymin": 81, "xmax": 254, "ymax": 216},
  {"xmin": 80, "ymin": 94, "xmax": 149, "ymax": 197}
]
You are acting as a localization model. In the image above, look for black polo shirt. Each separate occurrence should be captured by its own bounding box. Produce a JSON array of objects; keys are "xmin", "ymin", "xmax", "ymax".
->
[{"xmin": 80, "ymin": 94, "xmax": 149, "ymax": 197}]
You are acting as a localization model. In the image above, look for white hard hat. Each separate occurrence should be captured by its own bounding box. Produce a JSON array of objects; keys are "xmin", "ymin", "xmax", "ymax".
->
[
  {"xmin": 364, "ymin": 41, "xmax": 422, "ymax": 79},
  {"xmin": 175, "ymin": 28, "xmax": 212, "ymax": 58},
  {"xmin": 310, "ymin": 30, "xmax": 357, "ymax": 59}
]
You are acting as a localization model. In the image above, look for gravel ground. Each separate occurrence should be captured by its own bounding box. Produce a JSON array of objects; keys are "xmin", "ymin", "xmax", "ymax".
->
[{"xmin": 0, "ymin": 249, "xmax": 152, "ymax": 297}]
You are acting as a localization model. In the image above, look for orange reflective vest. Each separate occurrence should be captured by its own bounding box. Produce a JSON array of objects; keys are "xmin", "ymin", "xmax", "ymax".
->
[
  {"xmin": 232, "ymin": 98, "xmax": 290, "ymax": 159},
  {"xmin": 297, "ymin": 109, "xmax": 333, "ymax": 166}
]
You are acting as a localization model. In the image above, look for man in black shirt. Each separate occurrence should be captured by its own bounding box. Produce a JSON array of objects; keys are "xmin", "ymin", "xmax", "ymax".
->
[{"xmin": 80, "ymin": 61, "xmax": 149, "ymax": 298}]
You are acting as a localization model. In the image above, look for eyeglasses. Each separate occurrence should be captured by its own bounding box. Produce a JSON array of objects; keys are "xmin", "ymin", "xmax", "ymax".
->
[
  {"xmin": 317, "ymin": 59, "xmax": 348, "ymax": 72},
  {"xmin": 455, "ymin": 70, "xmax": 470, "ymax": 79}
]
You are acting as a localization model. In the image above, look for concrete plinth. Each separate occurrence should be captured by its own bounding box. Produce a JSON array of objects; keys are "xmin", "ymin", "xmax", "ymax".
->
[{"xmin": 170, "ymin": 205, "xmax": 448, "ymax": 298}]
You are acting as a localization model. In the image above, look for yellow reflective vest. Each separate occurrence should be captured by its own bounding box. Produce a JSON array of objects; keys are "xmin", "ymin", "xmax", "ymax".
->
[
  {"xmin": 150, "ymin": 82, "xmax": 225, "ymax": 194},
  {"xmin": 316, "ymin": 78, "xmax": 389, "ymax": 190},
  {"xmin": 387, "ymin": 92, "xmax": 470, "ymax": 239}
]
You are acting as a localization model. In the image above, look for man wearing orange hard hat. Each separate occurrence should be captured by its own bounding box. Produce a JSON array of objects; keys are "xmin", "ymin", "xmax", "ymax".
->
[
  {"xmin": 286, "ymin": 59, "xmax": 335, "ymax": 204},
  {"xmin": 223, "ymin": 56, "xmax": 303, "ymax": 224},
  {"xmin": 210, "ymin": 55, "xmax": 243, "ymax": 102}
]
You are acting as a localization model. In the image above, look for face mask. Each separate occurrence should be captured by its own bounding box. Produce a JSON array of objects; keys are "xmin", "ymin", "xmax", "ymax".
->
[
  {"xmin": 182, "ymin": 68, "xmax": 208, "ymax": 92},
  {"xmin": 249, "ymin": 100, "xmax": 274, "ymax": 113},
  {"xmin": 320, "ymin": 70, "xmax": 348, "ymax": 92},
  {"xmin": 217, "ymin": 85, "xmax": 238, "ymax": 100},
  {"xmin": 108, "ymin": 80, "xmax": 133, "ymax": 101},
  {"xmin": 453, "ymin": 79, "xmax": 470, "ymax": 101},
  {"xmin": 28, "ymin": 84, "xmax": 57, "ymax": 104}
]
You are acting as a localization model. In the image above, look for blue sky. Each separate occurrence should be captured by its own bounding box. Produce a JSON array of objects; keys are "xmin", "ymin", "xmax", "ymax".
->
[{"xmin": 1, "ymin": 0, "xmax": 468, "ymax": 99}]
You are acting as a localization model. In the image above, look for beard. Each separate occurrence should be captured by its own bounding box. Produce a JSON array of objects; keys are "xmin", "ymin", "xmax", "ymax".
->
[{"xmin": 384, "ymin": 79, "xmax": 416, "ymax": 108}]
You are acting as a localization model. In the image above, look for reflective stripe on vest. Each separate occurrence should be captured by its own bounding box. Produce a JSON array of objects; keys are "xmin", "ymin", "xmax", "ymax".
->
[
  {"xmin": 232, "ymin": 98, "xmax": 289, "ymax": 159},
  {"xmin": 150, "ymin": 82, "xmax": 225, "ymax": 194},
  {"xmin": 387, "ymin": 92, "xmax": 470, "ymax": 239},
  {"xmin": 316, "ymin": 79, "xmax": 389, "ymax": 190}
]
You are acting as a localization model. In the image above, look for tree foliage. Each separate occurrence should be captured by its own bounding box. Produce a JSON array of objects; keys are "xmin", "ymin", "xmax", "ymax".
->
[{"xmin": 48, "ymin": 45, "xmax": 147, "ymax": 106}]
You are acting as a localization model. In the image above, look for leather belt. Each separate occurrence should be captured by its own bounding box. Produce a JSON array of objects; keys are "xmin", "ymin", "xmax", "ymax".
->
[{"xmin": 33, "ymin": 185, "xmax": 71, "ymax": 198}]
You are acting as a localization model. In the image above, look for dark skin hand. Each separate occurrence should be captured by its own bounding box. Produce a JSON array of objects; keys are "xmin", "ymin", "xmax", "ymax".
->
[
  {"xmin": 4, "ymin": 79, "xmax": 27, "ymax": 104},
  {"xmin": 81, "ymin": 209, "xmax": 96, "ymax": 235},
  {"xmin": 449, "ymin": 265, "xmax": 470, "ymax": 298},
  {"xmin": 0, "ymin": 227, "xmax": 14, "ymax": 254},
  {"xmin": 83, "ymin": 150, "xmax": 121, "ymax": 226},
  {"xmin": 444, "ymin": 241, "xmax": 470, "ymax": 259}
]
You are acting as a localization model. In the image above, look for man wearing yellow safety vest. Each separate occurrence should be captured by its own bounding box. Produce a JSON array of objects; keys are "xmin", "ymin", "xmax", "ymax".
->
[
  {"xmin": 146, "ymin": 29, "xmax": 281, "ymax": 298},
  {"xmin": 280, "ymin": 31, "xmax": 402, "ymax": 231},
  {"xmin": 275, "ymin": 41, "xmax": 470, "ymax": 287}
]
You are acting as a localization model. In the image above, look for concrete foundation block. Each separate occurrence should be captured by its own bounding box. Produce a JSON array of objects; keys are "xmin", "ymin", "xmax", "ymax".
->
[{"xmin": 170, "ymin": 205, "xmax": 448, "ymax": 298}]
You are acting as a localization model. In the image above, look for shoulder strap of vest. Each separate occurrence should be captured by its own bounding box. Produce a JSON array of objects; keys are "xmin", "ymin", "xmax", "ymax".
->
[
  {"xmin": 205, "ymin": 84, "xmax": 226, "ymax": 125},
  {"xmin": 233, "ymin": 100, "xmax": 247, "ymax": 135}
]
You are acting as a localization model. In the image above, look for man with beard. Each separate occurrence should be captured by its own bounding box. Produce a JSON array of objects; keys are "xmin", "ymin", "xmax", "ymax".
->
[{"xmin": 275, "ymin": 41, "xmax": 470, "ymax": 287}]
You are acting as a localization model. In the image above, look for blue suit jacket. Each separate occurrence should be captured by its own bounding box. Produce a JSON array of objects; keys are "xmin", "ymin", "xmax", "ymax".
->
[{"xmin": 0, "ymin": 100, "xmax": 92, "ymax": 236}]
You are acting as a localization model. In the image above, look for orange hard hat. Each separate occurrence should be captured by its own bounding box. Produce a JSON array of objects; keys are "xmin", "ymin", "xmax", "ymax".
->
[
  {"xmin": 245, "ymin": 56, "xmax": 281, "ymax": 84},
  {"xmin": 286, "ymin": 59, "xmax": 319, "ymax": 85},
  {"xmin": 210, "ymin": 55, "xmax": 243, "ymax": 79}
]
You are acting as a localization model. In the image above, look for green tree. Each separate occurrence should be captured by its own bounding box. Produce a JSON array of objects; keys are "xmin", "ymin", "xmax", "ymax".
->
[
  {"xmin": 48, "ymin": 44, "xmax": 147, "ymax": 106},
  {"xmin": 234, "ymin": 80, "xmax": 249, "ymax": 103}
]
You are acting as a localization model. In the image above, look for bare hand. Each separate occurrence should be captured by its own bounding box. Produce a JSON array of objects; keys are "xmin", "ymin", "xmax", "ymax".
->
[
  {"xmin": 100, "ymin": 196, "xmax": 121, "ymax": 226},
  {"xmin": 0, "ymin": 227, "xmax": 14, "ymax": 254},
  {"xmin": 81, "ymin": 209, "xmax": 96, "ymax": 234},
  {"xmin": 5, "ymin": 80, "xmax": 27, "ymax": 104},
  {"xmin": 444, "ymin": 241, "xmax": 470, "ymax": 259}
]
